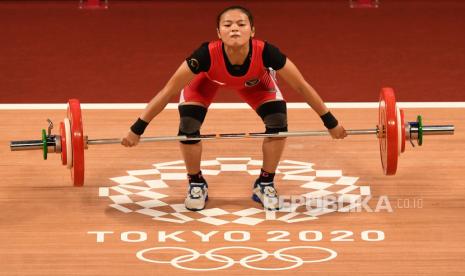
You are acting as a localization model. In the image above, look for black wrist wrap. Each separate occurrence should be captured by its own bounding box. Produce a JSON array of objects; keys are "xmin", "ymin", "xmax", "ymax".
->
[
  {"xmin": 130, "ymin": 118, "xmax": 149, "ymax": 135},
  {"xmin": 320, "ymin": 111, "xmax": 338, "ymax": 129}
]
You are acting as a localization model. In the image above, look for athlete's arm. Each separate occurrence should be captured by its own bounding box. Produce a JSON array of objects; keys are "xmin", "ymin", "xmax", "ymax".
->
[
  {"xmin": 277, "ymin": 58, "xmax": 347, "ymax": 139},
  {"xmin": 277, "ymin": 58, "xmax": 329, "ymax": 116},
  {"xmin": 140, "ymin": 62, "xmax": 195, "ymax": 122},
  {"xmin": 122, "ymin": 62, "xmax": 195, "ymax": 147}
]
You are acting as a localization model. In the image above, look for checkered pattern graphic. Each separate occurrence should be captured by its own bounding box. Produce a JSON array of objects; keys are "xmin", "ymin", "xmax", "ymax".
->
[{"xmin": 99, "ymin": 157, "xmax": 371, "ymax": 225}]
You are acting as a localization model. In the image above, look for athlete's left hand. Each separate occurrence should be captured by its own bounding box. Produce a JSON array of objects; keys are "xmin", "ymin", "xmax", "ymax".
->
[{"xmin": 328, "ymin": 125, "xmax": 347, "ymax": 139}]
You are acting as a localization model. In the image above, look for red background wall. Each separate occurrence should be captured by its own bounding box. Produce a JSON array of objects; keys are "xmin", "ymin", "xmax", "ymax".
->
[{"xmin": 1, "ymin": 0, "xmax": 464, "ymax": 103}]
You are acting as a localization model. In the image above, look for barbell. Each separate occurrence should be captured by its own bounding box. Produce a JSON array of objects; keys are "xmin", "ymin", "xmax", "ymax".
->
[{"xmin": 10, "ymin": 87, "xmax": 455, "ymax": 186}]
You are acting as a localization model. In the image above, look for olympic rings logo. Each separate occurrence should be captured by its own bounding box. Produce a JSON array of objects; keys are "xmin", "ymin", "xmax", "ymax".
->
[{"xmin": 136, "ymin": 246, "xmax": 337, "ymax": 271}]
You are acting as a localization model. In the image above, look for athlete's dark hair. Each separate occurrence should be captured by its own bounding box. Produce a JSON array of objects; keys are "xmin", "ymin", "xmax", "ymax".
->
[{"xmin": 216, "ymin": 6, "xmax": 254, "ymax": 28}]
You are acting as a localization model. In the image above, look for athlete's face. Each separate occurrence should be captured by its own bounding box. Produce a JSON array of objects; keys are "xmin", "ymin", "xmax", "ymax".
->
[{"xmin": 217, "ymin": 9, "xmax": 255, "ymax": 47}]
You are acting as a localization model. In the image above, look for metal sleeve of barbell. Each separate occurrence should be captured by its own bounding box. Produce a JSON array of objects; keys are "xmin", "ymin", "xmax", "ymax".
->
[
  {"xmin": 421, "ymin": 125, "xmax": 455, "ymax": 135},
  {"xmin": 10, "ymin": 140, "xmax": 55, "ymax": 151},
  {"xmin": 10, "ymin": 140, "xmax": 46, "ymax": 151}
]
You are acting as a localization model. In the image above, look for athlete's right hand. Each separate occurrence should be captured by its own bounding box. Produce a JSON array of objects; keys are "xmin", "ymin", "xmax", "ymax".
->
[
  {"xmin": 121, "ymin": 130, "xmax": 141, "ymax": 147},
  {"xmin": 328, "ymin": 124, "xmax": 347, "ymax": 139}
]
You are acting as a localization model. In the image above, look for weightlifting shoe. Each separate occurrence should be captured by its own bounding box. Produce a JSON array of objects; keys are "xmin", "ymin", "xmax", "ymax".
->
[
  {"xmin": 184, "ymin": 182, "xmax": 208, "ymax": 211},
  {"xmin": 252, "ymin": 179, "xmax": 280, "ymax": 210}
]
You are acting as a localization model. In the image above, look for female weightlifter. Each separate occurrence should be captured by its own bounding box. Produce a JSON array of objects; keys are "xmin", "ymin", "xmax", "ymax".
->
[{"xmin": 121, "ymin": 6, "xmax": 347, "ymax": 211}]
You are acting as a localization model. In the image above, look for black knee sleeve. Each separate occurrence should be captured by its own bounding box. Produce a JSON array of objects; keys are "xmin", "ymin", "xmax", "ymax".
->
[
  {"xmin": 178, "ymin": 104, "xmax": 208, "ymax": 144},
  {"xmin": 256, "ymin": 101, "xmax": 288, "ymax": 134}
]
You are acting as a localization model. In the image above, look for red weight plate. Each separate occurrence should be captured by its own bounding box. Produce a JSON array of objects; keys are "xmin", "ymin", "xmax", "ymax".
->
[
  {"xmin": 400, "ymin": 109, "xmax": 406, "ymax": 153},
  {"xmin": 67, "ymin": 99, "xmax": 85, "ymax": 186},
  {"xmin": 378, "ymin": 87, "xmax": 398, "ymax": 175},
  {"xmin": 59, "ymin": 121, "xmax": 67, "ymax": 166}
]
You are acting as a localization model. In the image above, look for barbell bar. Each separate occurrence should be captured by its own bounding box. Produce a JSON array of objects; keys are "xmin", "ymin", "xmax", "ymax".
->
[{"xmin": 10, "ymin": 126, "xmax": 453, "ymax": 149}]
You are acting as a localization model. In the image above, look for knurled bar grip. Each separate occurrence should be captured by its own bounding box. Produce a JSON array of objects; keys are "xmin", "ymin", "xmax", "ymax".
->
[
  {"xmin": 87, "ymin": 129, "xmax": 379, "ymax": 145},
  {"xmin": 84, "ymin": 125, "xmax": 454, "ymax": 145}
]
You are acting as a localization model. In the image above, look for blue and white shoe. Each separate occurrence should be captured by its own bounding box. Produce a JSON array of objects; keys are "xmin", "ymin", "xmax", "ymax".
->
[
  {"xmin": 252, "ymin": 179, "xmax": 280, "ymax": 210},
  {"xmin": 185, "ymin": 182, "xmax": 208, "ymax": 211}
]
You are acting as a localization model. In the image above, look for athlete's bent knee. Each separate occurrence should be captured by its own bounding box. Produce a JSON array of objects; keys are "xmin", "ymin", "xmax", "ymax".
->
[
  {"xmin": 178, "ymin": 104, "xmax": 207, "ymax": 144},
  {"xmin": 256, "ymin": 101, "xmax": 288, "ymax": 134}
]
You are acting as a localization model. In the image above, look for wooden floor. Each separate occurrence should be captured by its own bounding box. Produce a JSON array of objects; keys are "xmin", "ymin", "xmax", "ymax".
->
[{"xmin": 1, "ymin": 108, "xmax": 464, "ymax": 275}]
